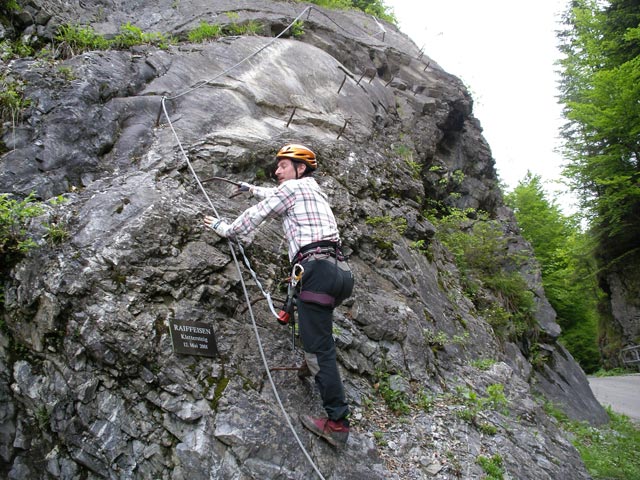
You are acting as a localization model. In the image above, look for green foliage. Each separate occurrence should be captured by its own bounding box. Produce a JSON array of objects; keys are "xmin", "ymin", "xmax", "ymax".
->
[
  {"xmin": 0, "ymin": 1, "xmax": 21, "ymax": 14},
  {"xmin": 0, "ymin": 40, "xmax": 33, "ymax": 60},
  {"xmin": 549, "ymin": 405, "xmax": 640, "ymax": 480},
  {"xmin": 255, "ymin": 168, "xmax": 267, "ymax": 181},
  {"xmin": 410, "ymin": 239, "xmax": 429, "ymax": 255},
  {"xmin": 0, "ymin": 193, "xmax": 43, "ymax": 307},
  {"xmin": 229, "ymin": 20, "xmax": 262, "ymax": 36},
  {"xmin": 423, "ymin": 329, "xmax": 469, "ymax": 350},
  {"xmin": 222, "ymin": 11, "xmax": 262, "ymax": 36},
  {"xmin": 505, "ymin": 173, "xmax": 601, "ymax": 372},
  {"xmin": 55, "ymin": 23, "xmax": 172, "ymax": 57},
  {"xmin": 416, "ymin": 389, "xmax": 434, "ymax": 412},
  {"xmin": 36, "ymin": 406, "xmax": 50, "ymax": 430},
  {"xmin": 42, "ymin": 195, "xmax": 69, "ymax": 246},
  {"xmin": 56, "ymin": 66, "xmax": 76, "ymax": 81},
  {"xmin": 0, "ymin": 193, "xmax": 43, "ymax": 265},
  {"xmin": 55, "ymin": 24, "xmax": 111, "ymax": 55},
  {"xmin": 0, "ymin": 75, "xmax": 30, "ymax": 125},
  {"xmin": 453, "ymin": 383, "xmax": 509, "ymax": 435},
  {"xmin": 291, "ymin": 20, "xmax": 305, "ymax": 38},
  {"xmin": 188, "ymin": 21, "xmax": 223, "ymax": 43},
  {"xmin": 477, "ymin": 454, "xmax": 504, "ymax": 480},
  {"xmin": 591, "ymin": 367, "xmax": 636, "ymax": 377},
  {"xmin": 304, "ymin": 0, "xmax": 353, "ymax": 9},
  {"xmin": 373, "ymin": 430, "xmax": 387, "ymax": 446},
  {"xmin": 374, "ymin": 372, "xmax": 410, "ymax": 415},
  {"xmin": 393, "ymin": 143, "xmax": 421, "ymax": 179},
  {"xmin": 557, "ymin": 0, "xmax": 640, "ymax": 271},
  {"xmin": 470, "ymin": 358, "xmax": 497, "ymax": 371},
  {"xmin": 423, "ymin": 329, "xmax": 449, "ymax": 348},
  {"xmin": 429, "ymin": 207, "xmax": 536, "ymax": 341},
  {"xmin": 365, "ymin": 215, "xmax": 407, "ymax": 250},
  {"xmin": 301, "ymin": 0, "xmax": 396, "ymax": 24},
  {"xmin": 0, "ymin": 41, "xmax": 11, "ymax": 61},
  {"xmin": 485, "ymin": 384, "xmax": 509, "ymax": 413},
  {"xmin": 112, "ymin": 23, "xmax": 172, "ymax": 49},
  {"xmin": 430, "ymin": 208, "xmax": 504, "ymax": 276},
  {"xmin": 211, "ymin": 377, "xmax": 229, "ymax": 411},
  {"xmin": 452, "ymin": 169, "xmax": 465, "ymax": 185},
  {"xmin": 480, "ymin": 303, "xmax": 511, "ymax": 334},
  {"xmin": 43, "ymin": 222, "xmax": 69, "ymax": 246}
]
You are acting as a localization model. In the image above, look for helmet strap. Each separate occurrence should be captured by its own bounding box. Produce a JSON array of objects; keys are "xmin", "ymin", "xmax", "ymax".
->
[{"xmin": 293, "ymin": 161, "xmax": 308, "ymax": 179}]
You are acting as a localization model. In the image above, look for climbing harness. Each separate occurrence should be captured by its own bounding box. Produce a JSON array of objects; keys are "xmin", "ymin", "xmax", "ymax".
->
[{"xmin": 158, "ymin": 6, "xmax": 386, "ymax": 479}]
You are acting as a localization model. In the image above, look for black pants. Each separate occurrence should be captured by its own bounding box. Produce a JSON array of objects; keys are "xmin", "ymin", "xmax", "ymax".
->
[{"xmin": 296, "ymin": 256, "xmax": 354, "ymax": 421}]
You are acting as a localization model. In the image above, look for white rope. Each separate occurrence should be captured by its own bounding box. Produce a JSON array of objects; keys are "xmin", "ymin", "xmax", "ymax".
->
[
  {"xmin": 158, "ymin": 7, "xmax": 389, "ymax": 477},
  {"xmin": 158, "ymin": 8, "xmax": 335, "ymax": 479},
  {"xmin": 161, "ymin": 100, "xmax": 326, "ymax": 480}
]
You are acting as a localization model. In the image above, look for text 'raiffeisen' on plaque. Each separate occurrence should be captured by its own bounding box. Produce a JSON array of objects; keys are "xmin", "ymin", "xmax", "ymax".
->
[{"xmin": 169, "ymin": 319, "xmax": 218, "ymax": 358}]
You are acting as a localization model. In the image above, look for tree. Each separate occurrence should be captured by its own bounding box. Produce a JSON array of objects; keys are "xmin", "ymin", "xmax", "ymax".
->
[
  {"xmin": 506, "ymin": 174, "xmax": 601, "ymax": 372},
  {"xmin": 558, "ymin": 0, "xmax": 640, "ymax": 266}
]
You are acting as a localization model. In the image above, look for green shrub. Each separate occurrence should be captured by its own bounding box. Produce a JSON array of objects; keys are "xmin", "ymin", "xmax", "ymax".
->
[
  {"xmin": 0, "ymin": 40, "xmax": 33, "ymax": 60},
  {"xmin": 55, "ymin": 24, "xmax": 110, "ymax": 55},
  {"xmin": 43, "ymin": 222, "xmax": 69, "ymax": 246},
  {"xmin": 453, "ymin": 383, "xmax": 509, "ymax": 430},
  {"xmin": 0, "ymin": 76, "xmax": 30, "ymax": 125},
  {"xmin": 112, "ymin": 23, "xmax": 172, "ymax": 49},
  {"xmin": 291, "ymin": 20, "xmax": 305, "ymax": 37},
  {"xmin": 365, "ymin": 215, "xmax": 407, "ymax": 250},
  {"xmin": 0, "ymin": 0, "xmax": 21, "ymax": 14},
  {"xmin": 592, "ymin": 367, "xmax": 636, "ymax": 377},
  {"xmin": 416, "ymin": 389, "xmax": 434, "ymax": 412},
  {"xmin": 222, "ymin": 12, "xmax": 262, "ymax": 36},
  {"xmin": 374, "ymin": 372, "xmax": 410, "ymax": 415},
  {"xmin": 0, "ymin": 41, "xmax": 11, "ymax": 61},
  {"xmin": 302, "ymin": 0, "xmax": 397, "ymax": 24},
  {"xmin": 0, "ymin": 193, "xmax": 43, "ymax": 264},
  {"xmin": 188, "ymin": 21, "xmax": 223, "ymax": 42},
  {"xmin": 470, "ymin": 358, "xmax": 497, "ymax": 371},
  {"xmin": 429, "ymin": 207, "xmax": 536, "ymax": 340},
  {"xmin": 477, "ymin": 454, "xmax": 504, "ymax": 480}
]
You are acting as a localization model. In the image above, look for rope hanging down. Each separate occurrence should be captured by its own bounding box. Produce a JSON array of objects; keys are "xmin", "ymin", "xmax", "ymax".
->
[
  {"xmin": 158, "ymin": 7, "xmax": 386, "ymax": 479},
  {"xmin": 160, "ymin": 96, "xmax": 326, "ymax": 480}
]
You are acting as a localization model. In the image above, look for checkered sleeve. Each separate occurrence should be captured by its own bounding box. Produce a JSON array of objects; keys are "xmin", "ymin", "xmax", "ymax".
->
[
  {"xmin": 227, "ymin": 183, "xmax": 296, "ymax": 238},
  {"xmin": 226, "ymin": 178, "xmax": 340, "ymax": 261}
]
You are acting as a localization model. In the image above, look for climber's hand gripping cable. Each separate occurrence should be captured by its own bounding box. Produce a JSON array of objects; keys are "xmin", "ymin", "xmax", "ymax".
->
[
  {"xmin": 204, "ymin": 215, "xmax": 231, "ymax": 237},
  {"xmin": 201, "ymin": 176, "xmax": 254, "ymax": 195}
]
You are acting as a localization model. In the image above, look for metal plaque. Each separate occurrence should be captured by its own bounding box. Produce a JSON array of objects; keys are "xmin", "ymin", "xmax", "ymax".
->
[{"xmin": 169, "ymin": 319, "xmax": 218, "ymax": 358}]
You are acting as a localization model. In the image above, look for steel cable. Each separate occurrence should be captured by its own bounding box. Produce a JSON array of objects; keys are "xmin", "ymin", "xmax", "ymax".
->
[{"xmin": 158, "ymin": 7, "xmax": 386, "ymax": 478}]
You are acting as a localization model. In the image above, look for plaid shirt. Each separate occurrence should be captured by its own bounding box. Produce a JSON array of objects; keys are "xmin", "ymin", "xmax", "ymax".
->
[{"xmin": 228, "ymin": 177, "xmax": 340, "ymax": 261}]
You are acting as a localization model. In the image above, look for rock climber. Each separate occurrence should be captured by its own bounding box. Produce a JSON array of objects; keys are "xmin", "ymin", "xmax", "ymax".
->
[{"xmin": 204, "ymin": 143, "xmax": 354, "ymax": 448}]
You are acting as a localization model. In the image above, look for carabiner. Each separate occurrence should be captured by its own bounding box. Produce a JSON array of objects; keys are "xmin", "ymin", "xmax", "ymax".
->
[{"xmin": 291, "ymin": 263, "xmax": 304, "ymax": 287}]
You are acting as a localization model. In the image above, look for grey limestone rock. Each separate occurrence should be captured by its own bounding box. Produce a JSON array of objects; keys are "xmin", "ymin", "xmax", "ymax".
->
[{"xmin": 0, "ymin": 1, "xmax": 606, "ymax": 479}]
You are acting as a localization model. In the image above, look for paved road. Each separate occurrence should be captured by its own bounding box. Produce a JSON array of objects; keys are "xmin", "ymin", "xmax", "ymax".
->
[{"xmin": 588, "ymin": 374, "xmax": 640, "ymax": 422}]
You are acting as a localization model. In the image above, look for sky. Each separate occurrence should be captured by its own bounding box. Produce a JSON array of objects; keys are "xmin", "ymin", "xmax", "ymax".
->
[{"xmin": 385, "ymin": 0, "xmax": 575, "ymax": 211}]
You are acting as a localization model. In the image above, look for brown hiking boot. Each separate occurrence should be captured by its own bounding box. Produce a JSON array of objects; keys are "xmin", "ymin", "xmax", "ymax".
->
[{"xmin": 300, "ymin": 415, "xmax": 349, "ymax": 448}]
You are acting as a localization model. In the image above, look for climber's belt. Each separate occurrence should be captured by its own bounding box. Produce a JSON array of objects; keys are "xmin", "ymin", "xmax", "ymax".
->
[{"xmin": 294, "ymin": 240, "xmax": 345, "ymax": 264}]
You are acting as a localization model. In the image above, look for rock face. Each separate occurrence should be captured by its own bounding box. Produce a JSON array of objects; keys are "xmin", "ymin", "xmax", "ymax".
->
[
  {"xmin": 1, "ymin": 1, "xmax": 608, "ymax": 479},
  {"xmin": 599, "ymin": 261, "xmax": 640, "ymax": 366}
]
